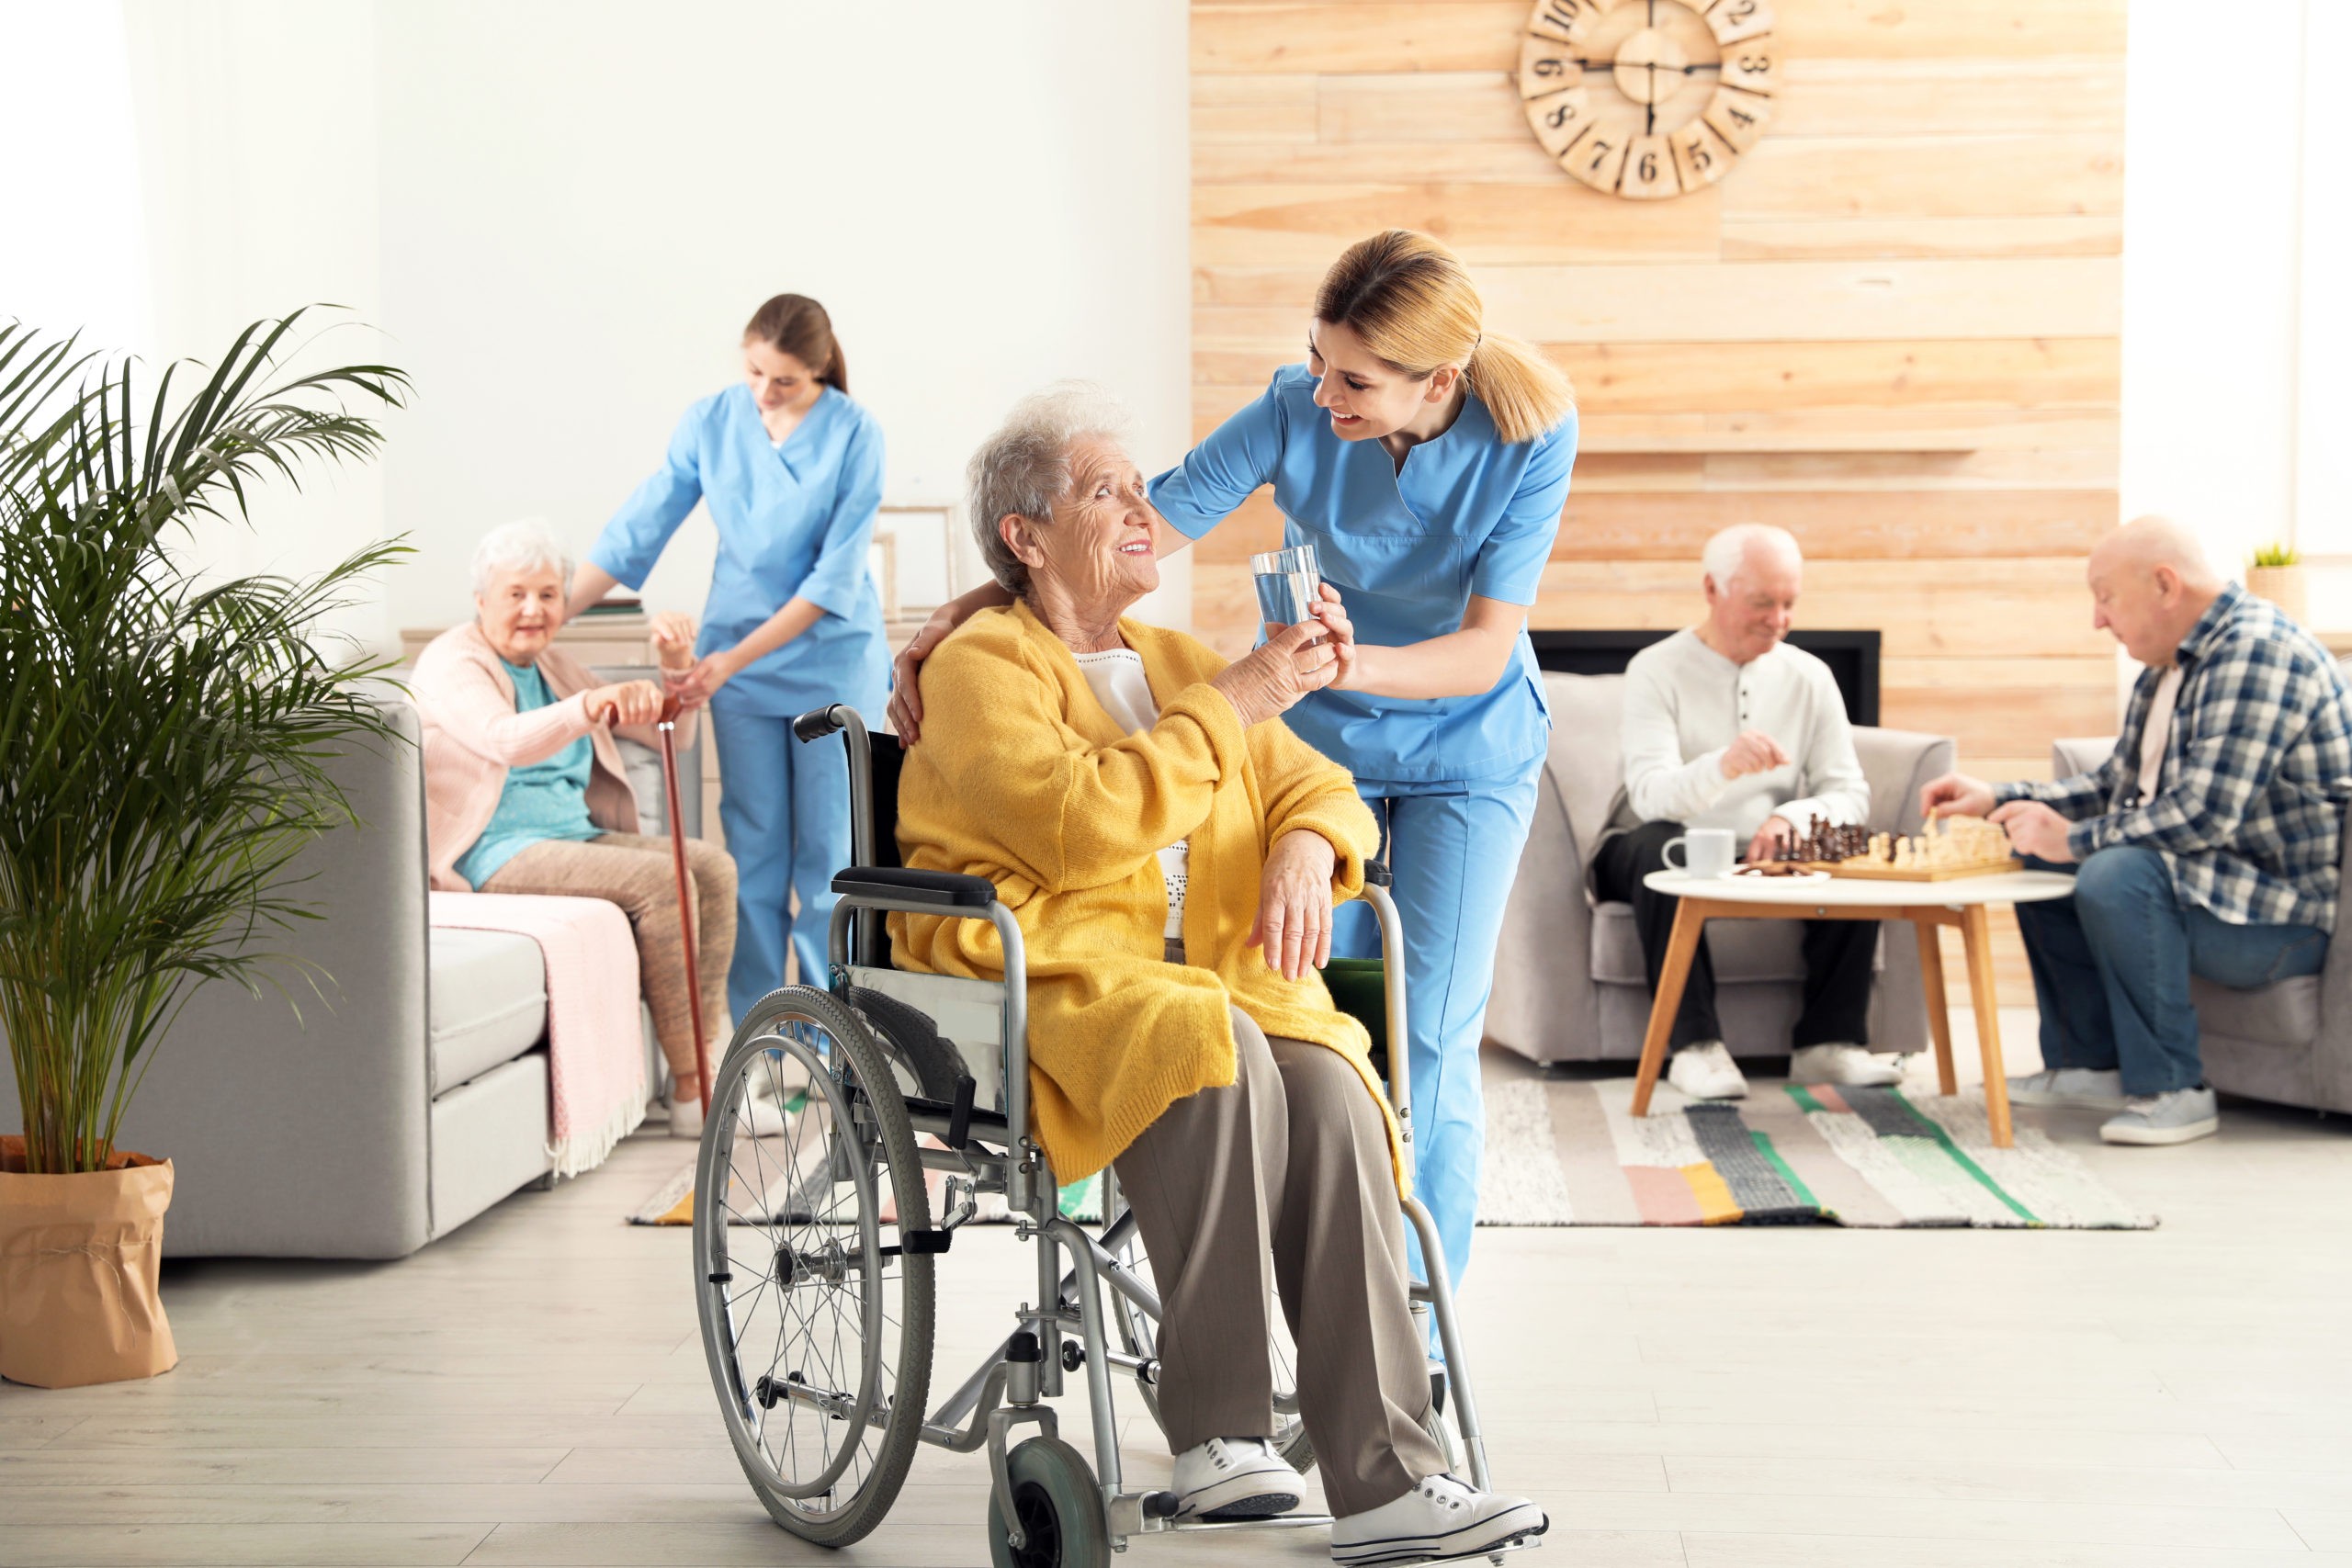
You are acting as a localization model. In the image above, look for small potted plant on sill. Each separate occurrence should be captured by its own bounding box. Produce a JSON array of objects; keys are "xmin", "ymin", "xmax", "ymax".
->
[
  {"xmin": 0, "ymin": 313, "xmax": 408, "ymax": 1387},
  {"xmin": 2247, "ymin": 541, "xmax": 2308, "ymax": 626}
]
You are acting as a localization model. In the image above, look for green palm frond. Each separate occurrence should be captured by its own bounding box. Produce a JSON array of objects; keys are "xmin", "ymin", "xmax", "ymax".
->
[{"xmin": 0, "ymin": 310, "xmax": 413, "ymax": 1173}]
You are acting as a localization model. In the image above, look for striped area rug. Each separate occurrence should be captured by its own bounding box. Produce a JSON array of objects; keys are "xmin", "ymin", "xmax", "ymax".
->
[{"xmin": 1476, "ymin": 1074, "xmax": 2154, "ymax": 1230}]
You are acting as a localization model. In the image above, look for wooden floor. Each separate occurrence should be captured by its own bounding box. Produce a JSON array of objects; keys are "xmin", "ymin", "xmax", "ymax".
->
[{"xmin": 6, "ymin": 1017, "xmax": 2352, "ymax": 1567}]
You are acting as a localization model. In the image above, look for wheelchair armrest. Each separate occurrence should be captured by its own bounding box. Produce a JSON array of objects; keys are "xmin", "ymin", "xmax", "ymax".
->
[{"xmin": 831, "ymin": 866, "xmax": 998, "ymax": 908}]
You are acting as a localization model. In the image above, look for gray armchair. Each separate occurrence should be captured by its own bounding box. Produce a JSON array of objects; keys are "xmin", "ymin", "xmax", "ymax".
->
[
  {"xmin": 2051, "ymin": 733, "xmax": 2352, "ymax": 1114},
  {"xmin": 1487, "ymin": 671, "xmax": 1952, "ymax": 1066}
]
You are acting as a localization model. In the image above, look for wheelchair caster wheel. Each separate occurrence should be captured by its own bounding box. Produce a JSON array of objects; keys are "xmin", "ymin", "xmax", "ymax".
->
[{"xmin": 987, "ymin": 1435, "xmax": 1110, "ymax": 1568}]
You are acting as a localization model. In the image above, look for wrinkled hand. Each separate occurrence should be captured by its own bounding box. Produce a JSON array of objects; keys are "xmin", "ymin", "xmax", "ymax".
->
[
  {"xmin": 1990, "ymin": 798, "xmax": 2075, "ymax": 863},
  {"xmin": 1919, "ymin": 771, "xmax": 1997, "ymax": 821},
  {"xmin": 888, "ymin": 613, "xmax": 956, "ymax": 744},
  {"xmin": 1211, "ymin": 619, "xmax": 1340, "ymax": 728},
  {"xmin": 1747, "ymin": 815, "xmax": 1795, "ymax": 865},
  {"xmin": 1250, "ymin": 829, "xmax": 1338, "ymax": 981},
  {"xmin": 648, "ymin": 611, "xmax": 697, "ymax": 672},
  {"xmin": 587, "ymin": 679, "xmax": 664, "ymax": 727},
  {"xmin": 1720, "ymin": 729, "xmax": 1791, "ymax": 779},
  {"xmin": 663, "ymin": 649, "xmax": 740, "ymax": 710}
]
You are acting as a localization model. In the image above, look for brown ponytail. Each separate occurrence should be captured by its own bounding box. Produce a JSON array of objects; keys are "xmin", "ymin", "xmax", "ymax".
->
[
  {"xmin": 742, "ymin": 293, "xmax": 848, "ymax": 395},
  {"xmin": 1314, "ymin": 230, "xmax": 1574, "ymax": 446}
]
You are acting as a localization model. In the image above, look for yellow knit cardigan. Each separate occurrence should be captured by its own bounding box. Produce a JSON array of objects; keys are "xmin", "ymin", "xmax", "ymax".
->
[{"xmin": 889, "ymin": 602, "xmax": 1403, "ymax": 1194}]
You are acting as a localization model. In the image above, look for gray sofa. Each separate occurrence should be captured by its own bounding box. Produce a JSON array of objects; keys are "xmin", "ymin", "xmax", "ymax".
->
[
  {"xmin": 1487, "ymin": 671, "xmax": 1953, "ymax": 1066},
  {"xmin": 2052, "ymin": 733, "xmax": 2352, "ymax": 1114},
  {"xmin": 0, "ymin": 672, "xmax": 700, "ymax": 1259}
]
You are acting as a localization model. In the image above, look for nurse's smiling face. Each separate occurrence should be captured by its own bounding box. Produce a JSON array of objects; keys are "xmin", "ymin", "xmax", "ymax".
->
[
  {"xmin": 1306, "ymin": 320, "xmax": 1460, "ymax": 443},
  {"xmin": 743, "ymin": 340, "xmax": 824, "ymax": 420},
  {"xmin": 1001, "ymin": 437, "xmax": 1161, "ymax": 629},
  {"xmin": 476, "ymin": 564, "xmax": 568, "ymax": 667}
]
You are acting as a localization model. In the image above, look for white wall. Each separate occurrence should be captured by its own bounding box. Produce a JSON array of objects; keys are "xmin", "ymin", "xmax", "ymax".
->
[{"xmin": 19, "ymin": 2, "xmax": 1191, "ymax": 652}]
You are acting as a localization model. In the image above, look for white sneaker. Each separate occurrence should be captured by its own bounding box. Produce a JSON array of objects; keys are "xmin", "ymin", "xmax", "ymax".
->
[
  {"xmin": 1170, "ymin": 1436, "xmax": 1300, "ymax": 1520},
  {"xmin": 1331, "ymin": 1472, "xmax": 1547, "ymax": 1565},
  {"xmin": 1790, "ymin": 1043, "xmax": 1904, "ymax": 1088},
  {"xmin": 671, "ymin": 1089, "xmax": 789, "ymax": 1140},
  {"xmin": 1668, "ymin": 1041, "xmax": 1747, "ymax": 1100},
  {"xmin": 2008, "ymin": 1067, "xmax": 2127, "ymax": 1111},
  {"xmin": 2100, "ymin": 1087, "xmax": 2220, "ymax": 1146}
]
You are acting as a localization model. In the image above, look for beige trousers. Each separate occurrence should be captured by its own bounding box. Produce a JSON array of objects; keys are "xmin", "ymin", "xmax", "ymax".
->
[
  {"xmin": 1112, "ymin": 991, "xmax": 1444, "ymax": 1517},
  {"xmin": 483, "ymin": 833, "xmax": 737, "ymax": 1089}
]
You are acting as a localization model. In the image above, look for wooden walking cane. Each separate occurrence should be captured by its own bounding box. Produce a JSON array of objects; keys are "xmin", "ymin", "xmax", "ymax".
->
[{"xmin": 598, "ymin": 694, "xmax": 710, "ymax": 1115}]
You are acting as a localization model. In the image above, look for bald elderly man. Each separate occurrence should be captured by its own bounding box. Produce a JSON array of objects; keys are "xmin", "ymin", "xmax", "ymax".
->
[
  {"xmin": 1925, "ymin": 516, "xmax": 2352, "ymax": 1145},
  {"xmin": 1594, "ymin": 524, "xmax": 1895, "ymax": 1101}
]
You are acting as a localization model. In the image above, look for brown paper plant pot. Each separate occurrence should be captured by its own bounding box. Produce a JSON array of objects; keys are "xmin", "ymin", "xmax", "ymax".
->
[
  {"xmin": 0, "ymin": 1135, "xmax": 178, "ymax": 1388},
  {"xmin": 2245, "ymin": 564, "xmax": 2309, "ymax": 627}
]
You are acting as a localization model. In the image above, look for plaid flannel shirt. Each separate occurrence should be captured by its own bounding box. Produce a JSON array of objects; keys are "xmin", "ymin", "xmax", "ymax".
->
[{"xmin": 1996, "ymin": 583, "xmax": 2352, "ymax": 931}]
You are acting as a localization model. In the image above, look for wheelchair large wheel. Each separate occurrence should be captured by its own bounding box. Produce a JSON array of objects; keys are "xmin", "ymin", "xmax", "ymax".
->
[
  {"xmin": 693, "ymin": 985, "xmax": 935, "ymax": 1548},
  {"xmin": 987, "ymin": 1435, "xmax": 1111, "ymax": 1568}
]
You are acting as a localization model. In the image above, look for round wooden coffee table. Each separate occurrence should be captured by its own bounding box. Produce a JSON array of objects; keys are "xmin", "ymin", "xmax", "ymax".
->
[{"xmin": 1637, "ymin": 868, "xmax": 2078, "ymax": 1146}]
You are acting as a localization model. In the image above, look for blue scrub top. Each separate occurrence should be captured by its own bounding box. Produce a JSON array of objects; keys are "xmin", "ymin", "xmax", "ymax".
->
[
  {"xmin": 589, "ymin": 383, "xmax": 889, "ymax": 717},
  {"xmin": 1148, "ymin": 363, "xmax": 1577, "ymax": 784}
]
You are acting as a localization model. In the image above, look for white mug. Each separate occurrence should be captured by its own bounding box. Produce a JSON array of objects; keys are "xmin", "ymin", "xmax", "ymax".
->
[{"xmin": 1662, "ymin": 828, "xmax": 1737, "ymax": 879}]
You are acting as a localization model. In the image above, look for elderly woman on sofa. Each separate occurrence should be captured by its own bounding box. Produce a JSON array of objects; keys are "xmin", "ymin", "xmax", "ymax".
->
[
  {"xmin": 891, "ymin": 389, "xmax": 1544, "ymax": 1564},
  {"xmin": 416, "ymin": 519, "xmax": 747, "ymax": 1138}
]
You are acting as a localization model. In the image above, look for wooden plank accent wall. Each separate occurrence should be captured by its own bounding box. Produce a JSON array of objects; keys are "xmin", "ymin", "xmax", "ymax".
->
[{"xmin": 1191, "ymin": 0, "xmax": 2129, "ymax": 996}]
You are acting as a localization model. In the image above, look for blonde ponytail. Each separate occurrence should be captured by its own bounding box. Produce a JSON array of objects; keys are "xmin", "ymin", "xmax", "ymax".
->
[{"xmin": 1314, "ymin": 229, "xmax": 1575, "ymax": 446}]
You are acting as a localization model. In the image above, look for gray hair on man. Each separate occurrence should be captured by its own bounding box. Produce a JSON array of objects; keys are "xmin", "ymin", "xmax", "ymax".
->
[
  {"xmin": 471, "ymin": 517, "xmax": 574, "ymax": 596},
  {"xmin": 967, "ymin": 381, "xmax": 1137, "ymax": 595},
  {"xmin": 1700, "ymin": 522, "xmax": 1803, "ymax": 592}
]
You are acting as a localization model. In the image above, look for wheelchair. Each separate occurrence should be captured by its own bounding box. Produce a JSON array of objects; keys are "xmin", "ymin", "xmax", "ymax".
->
[{"xmin": 689, "ymin": 702, "xmax": 1539, "ymax": 1566}]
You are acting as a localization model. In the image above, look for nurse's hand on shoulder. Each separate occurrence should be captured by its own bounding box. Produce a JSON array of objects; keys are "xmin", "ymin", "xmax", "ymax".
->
[
  {"xmin": 663, "ymin": 647, "xmax": 742, "ymax": 710},
  {"xmin": 1211, "ymin": 619, "xmax": 1339, "ymax": 728},
  {"xmin": 587, "ymin": 680, "xmax": 664, "ymax": 727},
  {"xmin": 887, "ymin": 615, "xmax": 953, "ymax": 743},
  {"xmin": 648, "ymin": 612, "xmax": 697, "ymax": 673},
  {"xmin": 1250, "ymin": 829, "xmax": 1337, "ymax": 981}
]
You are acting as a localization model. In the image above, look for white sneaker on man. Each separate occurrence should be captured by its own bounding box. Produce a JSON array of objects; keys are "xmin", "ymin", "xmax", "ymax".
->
[
  {"xmin": 2100, "ymin": 1087, "xmax": 2220, "ymax": 1145},
  {"xmin": 1170, "ymin": 1436, "xmax": 1300, "ymax": 1519},
  {"xmin": 1330, "ymin": 1472, "xmax": 1547, "ymax": 1565},
  {"xmin": 1668, "ymin": 1041, "xmax": 1747, "ymax": 1100},
  {"xmin": 2007, "ymin": 1067, "xmax": 2127, "ymax": 1111},
  {"xmin": 1790, "ymin": 1043, "xmax": 1904, "ymax": 1088}
]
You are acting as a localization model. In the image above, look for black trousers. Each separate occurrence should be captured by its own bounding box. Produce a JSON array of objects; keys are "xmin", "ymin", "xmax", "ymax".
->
[{"xmin": 1589, "ymin": 818, "xmax": 1878, "ymax": 1052}]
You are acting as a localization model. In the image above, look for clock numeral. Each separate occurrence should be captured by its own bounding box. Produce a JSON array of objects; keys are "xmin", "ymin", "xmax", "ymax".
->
[
  {"xmin": 1704, "ymin": 0, "xmax": 1775, "ymax": 47},
  {"xmin": 1517, "ymin": 34, "xmax": 1585, "ymax": 100},
  {"xmin": 1525, "ymin": 87, "xmax": 1597, "ymax": 157},
  {"xmin": 1617, "ymin": 133, "xmax": 1684, "ymax": 200},
  {"xmin": 1527, "ymin": 0, "xmax": 1600, "ymax": 46},
  {"xmin": 1669, "ymin": 118, "xmax": 1735, "ymax": 190},
  {"xmin": 1722, "ymin": 46, "xmax": 1779, "ymax": 97},
  {"xmin": 1560, "ymin": 123, "xmax": 1630, "ymax": 193},
  {"xmin": 1702, "ymin": 84, "xmax": 1773, "ymax": 152}
]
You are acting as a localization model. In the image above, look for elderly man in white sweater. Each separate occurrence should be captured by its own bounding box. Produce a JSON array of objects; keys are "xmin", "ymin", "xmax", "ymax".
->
[{"xmin": 1592, "ymin": 524, "xmax": 1897, "ymax": 1100}]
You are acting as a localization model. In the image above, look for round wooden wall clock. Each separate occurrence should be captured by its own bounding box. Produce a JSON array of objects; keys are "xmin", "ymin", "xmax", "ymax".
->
[{"xmin": 1519, "ymin": 0, "xmax": 1777, "ymax": 199}]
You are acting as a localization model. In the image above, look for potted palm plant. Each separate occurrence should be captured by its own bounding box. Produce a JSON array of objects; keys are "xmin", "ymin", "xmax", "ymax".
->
[
  {"xmin": 2247, "ymin": 541, "xmax": 2308, "ymax": 626},
  {"xmin": 0, "ymin": 312, "xmax": 408, "ymax": 1387}
]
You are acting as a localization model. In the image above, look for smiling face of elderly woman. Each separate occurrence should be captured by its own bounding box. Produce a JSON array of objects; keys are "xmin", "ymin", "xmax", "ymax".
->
[
  {"xmin": 469, "ymin": 521, "xmax": 574, "ymax": 667},
  {"xmin": 999, "ymin": 436, "xmax": 1161, "ymax": 619}
]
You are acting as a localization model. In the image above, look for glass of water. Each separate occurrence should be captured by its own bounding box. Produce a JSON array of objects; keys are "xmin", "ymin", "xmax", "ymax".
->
[{"xmin": 1250, "ymin": 543, "xmax": 1322, "ymax": 642}]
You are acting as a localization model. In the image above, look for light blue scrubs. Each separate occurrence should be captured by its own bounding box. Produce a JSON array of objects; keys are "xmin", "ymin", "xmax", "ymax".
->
[
  {"xmin": 590, "ymin": 383, "xmax": 888, "ymax": 1021},
  {"xmin": 1149, "ymin": 363, "xmax": 1577, "ymax": 1292}
]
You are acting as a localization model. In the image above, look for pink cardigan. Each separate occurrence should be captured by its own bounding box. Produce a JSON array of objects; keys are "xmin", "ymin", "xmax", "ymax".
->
[{"xmin": 413, "ymin": 622, "xmax": 702, "ymax": 891}]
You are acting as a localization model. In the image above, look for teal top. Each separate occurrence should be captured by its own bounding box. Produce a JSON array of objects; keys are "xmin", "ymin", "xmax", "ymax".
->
[{"xmin": 454, "ymin": 659, "xmax": 601, "ymax": 887}]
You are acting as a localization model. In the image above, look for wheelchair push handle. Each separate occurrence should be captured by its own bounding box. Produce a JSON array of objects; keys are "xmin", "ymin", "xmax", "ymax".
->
[{"xmin": 793, "ymin": 703, "xmax": 857, "ymax": 743}]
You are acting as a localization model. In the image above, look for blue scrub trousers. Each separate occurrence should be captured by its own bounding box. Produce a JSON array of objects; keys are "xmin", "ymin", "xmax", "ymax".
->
[
  {"xmin": 1330, "ymin": 759, "xmax": 1542, "ymax": 1298},
  {"xmin": 711, "ymin": 706, "xmax": 856, "ymax": 1021}
]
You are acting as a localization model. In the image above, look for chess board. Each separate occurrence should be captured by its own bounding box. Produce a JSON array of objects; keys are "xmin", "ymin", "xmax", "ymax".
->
[
  {"xmin": 1781, "ymin": 814, "xmax": 2021, "ymax": 881},
  {"xmin": 1804, "ymin": 855, "xmax": 2024, "ymax": 882}
]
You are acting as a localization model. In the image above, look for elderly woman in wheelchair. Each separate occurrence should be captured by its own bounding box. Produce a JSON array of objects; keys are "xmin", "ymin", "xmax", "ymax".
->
[{"xmin": 685, "ymin": 386, "xmax": 1542, "ymax": 1568}]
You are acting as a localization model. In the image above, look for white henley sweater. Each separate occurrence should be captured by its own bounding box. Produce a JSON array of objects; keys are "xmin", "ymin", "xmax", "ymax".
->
[{"xmin": 1615, "ymin": 628, "xmax": 1870, "ymax": 840}]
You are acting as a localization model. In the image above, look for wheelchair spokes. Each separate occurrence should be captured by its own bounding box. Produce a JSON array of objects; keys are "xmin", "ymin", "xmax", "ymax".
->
[{"xmin": 693, "ymin": 987, "xmax": 935, "ymax": 1548}]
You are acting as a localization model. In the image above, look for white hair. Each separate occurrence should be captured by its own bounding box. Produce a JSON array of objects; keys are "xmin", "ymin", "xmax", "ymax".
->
[
  {"xmin": 966, "ymin": 381, "xmax": 1137, "ymax": 595},
  {"xmin": 1701, "ymin": 523, "xmax": 1802, "ymax": 592},
  {"xmin": 471, "ymin": 517, "xmax": 574, "ymax": 597}
]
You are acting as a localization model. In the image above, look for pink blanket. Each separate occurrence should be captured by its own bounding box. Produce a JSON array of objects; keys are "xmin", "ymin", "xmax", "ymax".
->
[{"xmin": 429, "ymin": 891, "xmax": 649, "ymax": 1177}]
